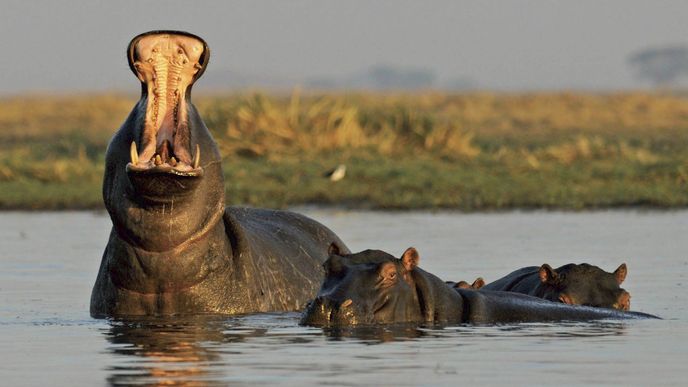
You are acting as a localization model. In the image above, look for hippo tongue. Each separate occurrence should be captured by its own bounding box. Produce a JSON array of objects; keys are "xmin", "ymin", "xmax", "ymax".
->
[{"xmin": 128, "ymin": 32, "xmax": 205, "ymax": 171}]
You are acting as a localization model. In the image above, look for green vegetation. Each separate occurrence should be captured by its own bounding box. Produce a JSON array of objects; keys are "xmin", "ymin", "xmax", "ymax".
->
[{"xmin": 1, "ymin": 91, "xmax": 688, "ymax": 210}]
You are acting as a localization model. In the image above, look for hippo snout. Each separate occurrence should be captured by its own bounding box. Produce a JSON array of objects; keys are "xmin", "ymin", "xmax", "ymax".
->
[
  {"xmin": 614, "ymin": 291, "xmax": 631, "ymax": 311},
  {"xmin": 301, "ymin": 296, "xmax": 333, "ymax": 326},
  {"xmin": 300, "ymin": 296, "xmax": 360, "ymax": 326}
]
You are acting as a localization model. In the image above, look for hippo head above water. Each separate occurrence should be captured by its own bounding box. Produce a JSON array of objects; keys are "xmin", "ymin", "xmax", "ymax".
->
[
  {"xmin": 127, "ymin": 31, "xmax": 210, "ymax": 169},
  {"xmin": 301, "ymin": 245, "xmax": 433, "ymax": 326},
  {"xmin": 482, "ymin": 262, "xmax": 631, "ymax": 311},
  {"xmin": 536, "ymin": 263, "xmax": 630, "ymax": 310},
  {"xmin": 103, "ymin": 31, "xmax": 223, "ymax": 253}
]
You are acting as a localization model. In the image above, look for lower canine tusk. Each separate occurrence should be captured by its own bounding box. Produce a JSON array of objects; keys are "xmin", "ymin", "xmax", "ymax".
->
[
  {"xmin": 130, "ymin": 141, "xmax": 139, "ymax": 164},
  {"xmin": 193, "ymin": 144, "xmax": 200, "ymax": 169}
]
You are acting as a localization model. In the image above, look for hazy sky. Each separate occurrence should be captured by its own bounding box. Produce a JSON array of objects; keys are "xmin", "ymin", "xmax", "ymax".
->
[{"xmin": 2, "ymin": 0, "xmax": 688, "ymax": 93}]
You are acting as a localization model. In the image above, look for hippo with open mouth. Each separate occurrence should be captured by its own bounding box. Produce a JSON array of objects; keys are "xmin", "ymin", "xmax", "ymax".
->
[
  {"xmin": 300, "ymin": 246, "xmax": 657, "ymax": 326},
  {"xmin": 481, "ymin": 262, "xmax": 631, "ymax": 310},
  {"xmin": 90, "ymin": 31, "xmax": 349, "ymax": 317}
]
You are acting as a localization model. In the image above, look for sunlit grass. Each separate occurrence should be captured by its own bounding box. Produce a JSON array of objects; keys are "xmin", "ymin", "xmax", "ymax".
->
[{"xmin": 1, "ymin": 91, "xmax": 687, "ymax": 209}]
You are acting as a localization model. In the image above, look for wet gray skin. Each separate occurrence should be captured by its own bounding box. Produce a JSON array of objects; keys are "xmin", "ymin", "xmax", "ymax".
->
[
  {"xmin": 481, "ymin": 263, "xmax": 631, "ymax": 310},
  {"xmin": 300, "ymin": 246, "xmax": 658, "ymax": 326},
  {"xmin": 90, "ymin": 31, "xmax": 349, "ymax": 317}
]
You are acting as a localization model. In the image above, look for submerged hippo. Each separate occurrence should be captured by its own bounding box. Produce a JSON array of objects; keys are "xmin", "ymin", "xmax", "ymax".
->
[
  {"xmin": 90, "ymin": 31, "xmax": 349, "ymax": 317},
  {"xmin": 300, "ymin": 246, "xmax": 656, "ymax": 326},
  {"xmin": 481, "ymin": 263, "xmax": 631, "ymax": 310}
]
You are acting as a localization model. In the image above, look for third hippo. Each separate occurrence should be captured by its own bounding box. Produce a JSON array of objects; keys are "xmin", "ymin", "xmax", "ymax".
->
[{"xmin": 481, "ymin": 262, "xmax": 631, "ymax": 310}]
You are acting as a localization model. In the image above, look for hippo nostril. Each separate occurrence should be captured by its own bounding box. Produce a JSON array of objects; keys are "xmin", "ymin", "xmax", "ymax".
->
[{"xmin": 620, "ymin": 292, "xmax": 631, "ymax": 310}]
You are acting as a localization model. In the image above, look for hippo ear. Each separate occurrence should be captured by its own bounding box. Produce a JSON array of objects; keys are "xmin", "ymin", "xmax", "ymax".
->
[
  {"xmin": 471, "ymin": 277, "xmax": 486, "ymax": 289},
  {"xmin": 328, "ymin": 242, "xmax": 341, "ymax": 256},
  {"xmin": 614, "ymin": 263, "xmax": 627, "ymax": 285},
  {"xmin": 455, "ymin": 281, "xmax": 471, "ymax": 289},
  {"xmin": 325, "ymin": 254, "xmax": 345, "ymax": 275},
  {"xmin": 538, "ymin": 264, "xmax": 558, "ymax": 284},
  {"xmin": 401, "ymin": 247, "xmax": 420, "ymax": 271}
]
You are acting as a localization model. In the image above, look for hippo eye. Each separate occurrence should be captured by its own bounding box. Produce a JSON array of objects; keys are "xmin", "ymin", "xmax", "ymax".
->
[{"xmin": 379, "ymin": 262, "xmax": 398, "ymax": 282}]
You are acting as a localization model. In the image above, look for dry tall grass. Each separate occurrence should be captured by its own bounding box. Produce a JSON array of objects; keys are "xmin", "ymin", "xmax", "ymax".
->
[{"xmin": 1, "ymin": 90, "xmax": 687, "ymax": 209}]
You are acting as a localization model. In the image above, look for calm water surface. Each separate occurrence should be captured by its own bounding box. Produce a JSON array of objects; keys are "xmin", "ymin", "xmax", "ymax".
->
[{"xmin": 1, "ymin": 210, "xmax": 686, "ymax": 386}]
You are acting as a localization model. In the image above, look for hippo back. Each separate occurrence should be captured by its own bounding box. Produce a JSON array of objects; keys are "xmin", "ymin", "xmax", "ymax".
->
[{"xmin": 482, "ymin": 266, "xmax": 540, "ymax": 292}]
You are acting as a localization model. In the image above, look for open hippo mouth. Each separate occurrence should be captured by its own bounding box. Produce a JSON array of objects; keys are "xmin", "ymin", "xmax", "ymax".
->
[{"xmin": 125, "ymin": 31, "xmax": 209, "ymax": 188}]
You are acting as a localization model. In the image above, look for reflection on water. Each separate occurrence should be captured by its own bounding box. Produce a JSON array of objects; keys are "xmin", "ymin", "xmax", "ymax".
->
[
  {"xmin": 434, "ymin": 320, "xmax": 629, "ymax": 338},
  {"xmin": 103, "ymin": 315, "xmax": 285, "ymax": 386},
  {"xmin": 105, "ymin": 316, "xmax": 228, "ymax": 386},
  {"xmin": 102, "ymin": 314, "xmax": 632, "ymax": 385},
  {"xmin": 322, "ymin": 324, "xmax": 424, "ymax": 343}
]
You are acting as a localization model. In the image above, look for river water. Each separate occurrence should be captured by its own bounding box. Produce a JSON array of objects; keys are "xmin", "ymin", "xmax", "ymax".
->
[{"xmin": 1, "ymin": 210, "xmax": 686, "ymax": 386}]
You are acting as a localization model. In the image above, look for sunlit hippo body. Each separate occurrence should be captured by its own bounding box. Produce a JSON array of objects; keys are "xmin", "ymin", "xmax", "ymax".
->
[
  {"xmin": 90, "ymin": 31, "xmax": 349, "ymax": 317},
  {"xmin": 481, "ymin": 263, "xmax": 631, "ymax": 310},
  {"xmin": 300, "ymin": 247, "xmax": 657, "ymax": 326}
]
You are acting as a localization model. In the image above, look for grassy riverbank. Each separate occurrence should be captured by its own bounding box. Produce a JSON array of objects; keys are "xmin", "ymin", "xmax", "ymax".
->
[{"xmin": 1, "ymin": 91, "xmax": 687, "ymax": 210}]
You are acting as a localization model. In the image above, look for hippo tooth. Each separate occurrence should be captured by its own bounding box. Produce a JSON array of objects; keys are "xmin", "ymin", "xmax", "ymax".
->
[
  {"xmin": 169, "ymin": 156, "xmax": 177, "ymax": 167},
  {"xmin": 193, "ymin": 144, "xmax": 200, "ymax": 169},
  {"xmin": 130, "ymin": 141, "xmax": 139, "ymax": 164},
  {"xmin": 154, "ymin": 154, "xmax": 162, "ymax": 166},
  {"xmin": 341, "ymin": 299, "xmax": 353, "ymax": 308}
]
